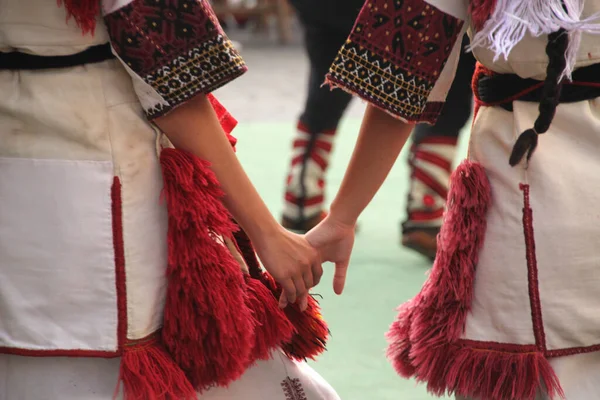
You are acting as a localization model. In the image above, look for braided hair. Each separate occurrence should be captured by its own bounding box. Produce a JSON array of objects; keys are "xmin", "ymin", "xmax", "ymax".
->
[{"xmin": 508, "ymin": 29, "xmax": 570, "ymax": 166}]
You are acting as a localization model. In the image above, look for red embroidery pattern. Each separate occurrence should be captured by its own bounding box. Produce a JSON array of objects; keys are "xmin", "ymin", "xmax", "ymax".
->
[
  {"xmin": 281, "ymin": 377, "xmax": 308, "ymax": 400},
  {"xmin": 327, "ymin": 0, "xmax": 464, "ymax": 122},
  {"xmin": 520, "ymin": 183, "xmax": 547, "ymax": 352},
  {"xmin": 104, "ymin": 0, "xmax": 246, "ymax": 118}
]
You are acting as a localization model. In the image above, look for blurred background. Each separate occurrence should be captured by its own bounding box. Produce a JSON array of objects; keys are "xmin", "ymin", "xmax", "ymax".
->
[{"xmin": 212, "ymin": 2, "xmax": 470, "ymax": 398}]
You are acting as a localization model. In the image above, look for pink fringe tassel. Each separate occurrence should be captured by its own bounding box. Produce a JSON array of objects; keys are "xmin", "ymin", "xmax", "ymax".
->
[{"xmin": 386, "ymin": 160, "xmax": 564, "ymax": 400}]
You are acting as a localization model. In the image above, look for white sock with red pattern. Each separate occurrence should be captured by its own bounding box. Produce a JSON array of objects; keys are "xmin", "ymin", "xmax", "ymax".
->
[
  {"xmin": 283, "ymin": 122, "xmax": 335, "ymax": 224},
  {"xmin": 403, "ymin": 136, "xmax": 458, "ymax": 232}
]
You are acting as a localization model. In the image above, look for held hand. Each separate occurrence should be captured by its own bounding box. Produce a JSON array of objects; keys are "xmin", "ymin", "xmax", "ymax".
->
[
  {"xmin": 305, "ymin": 215, "xmax": 355, "ymax": 295},
  {"xmin": 252, "ymin": 226, "xmax": 323, "ymax": 310}
]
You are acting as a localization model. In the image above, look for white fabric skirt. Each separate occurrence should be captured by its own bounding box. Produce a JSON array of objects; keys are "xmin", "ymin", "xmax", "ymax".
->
[{"xmin": 0, "ymin": 350, "xmax": 339, "ymax": 400}]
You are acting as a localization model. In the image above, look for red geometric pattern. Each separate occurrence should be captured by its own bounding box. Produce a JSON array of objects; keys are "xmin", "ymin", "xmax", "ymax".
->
[
  {"xmin": 104, "ymin": 0, "xmax": 246, "ymax": 118},
  {"xmin": 105, "ymin": 0, "xmax": 219, "ymax": 75},
  {"xmin": 326, "ymin": 0, "xmax": 463, "ymax": 123}
]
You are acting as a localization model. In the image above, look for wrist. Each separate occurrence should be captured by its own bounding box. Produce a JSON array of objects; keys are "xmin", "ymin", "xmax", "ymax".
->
[
  {"xmin": 243, "ymin": 215, "xmax": 282, "ymax": 246},
  {"xmin": 328, "ymin": 201, "xmax": 358, "ymax": 229}
]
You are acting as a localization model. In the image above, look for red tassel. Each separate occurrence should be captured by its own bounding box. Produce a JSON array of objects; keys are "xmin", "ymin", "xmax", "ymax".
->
[
  {"xmin": 117, "ymin": 337, "xmax": 196, "ymax": 400},
  {"xmin": 244, "ymin": 275, "xmax": 294, "ymax": 362},
  {"xmin": 387, "ymin": 161, "xmax": 564, "ymax": 399},
  {"xmin": 385, "ymin": 161, "xmax": 564, "ymax": 399},
  {"xmin": 233, "ymin": 228, "xmax": 322, "ymax": 362},
  {"xmin": 160, "ymin": 148, "xmax": 254, "ymax": 391},
  {"xmin": 258, "ymin": 272, "xmax": 329, "ymax": 361},
  {"xmin": 425, "ymin": 344, "xmax": 563, "ymax": 400},
  {"xmin": 57, "ymin": 0, "xmax": 99, "ymax": 35}
]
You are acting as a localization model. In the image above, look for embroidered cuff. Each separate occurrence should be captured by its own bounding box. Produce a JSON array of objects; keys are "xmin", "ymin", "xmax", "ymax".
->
[
  {"xmin": 104, "ymin": 0, "xmax": 247, "ymax": 119},
  {"xmin": 326, "ymin": 40, "xmax": 436, "ymax": 123},
  {"xmin": 325, "ymin": 0, "xmax": 464, "ymax": 124}
]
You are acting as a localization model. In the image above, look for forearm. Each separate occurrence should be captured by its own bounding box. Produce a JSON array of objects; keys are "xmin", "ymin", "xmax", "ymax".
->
[
  {"xmin": 330, "ymin": 105, "xmax": 414, "ymax": 225},
  {"xmin": 154, "ymin": 95, "xmax": 280, "ymax": 242}
]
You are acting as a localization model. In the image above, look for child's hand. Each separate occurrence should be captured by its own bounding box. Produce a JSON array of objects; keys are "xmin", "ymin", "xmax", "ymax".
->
[
  {"xmin": 305, "ymin": 215, "xmax": 355, "ymax": 295},
  {"xmin": 253, "ymin": 226, "xmax": 323, "ymax": 310}
]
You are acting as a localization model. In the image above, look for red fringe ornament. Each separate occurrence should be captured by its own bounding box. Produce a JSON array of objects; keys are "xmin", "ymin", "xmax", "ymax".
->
[
  {"xmin": 57, "ymin": 0, "xmax": 99, "ymax": 35},
  {"xmin": 426, "ymin": 344, "xmax": 563, "ymax": 400},
  {"xmin": 233, "ymin": 228, "xmax": 329, "ymax": 361},
  {"xmin": 386, "ymin": 160, "xmax": 563, "ymax": 400},
  {"xmin": 117, "ymin": 337, "xmax": 196, "ymax": 400},
  {"xmin": 258, "ymin": 272, "xmax": 329, "ymax": 361},
  {"xmin": 244, "ymin": 275, "xmax": 294, "ymax": 362},
  {"xmin": 469, "ymin": 0, "xmax": 498, "ymax": 31},
  {"xmin": 160, "ymin": 148, "xmax": 254, "ymax": 391}
]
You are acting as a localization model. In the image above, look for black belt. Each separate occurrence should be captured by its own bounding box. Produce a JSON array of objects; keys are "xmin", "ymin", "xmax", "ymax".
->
[
  {"xmin": 476, "ymin": 62, "xmax": 600, "ymax": 111},
  {"xmin": 0, "ymin": 43, "xmax": 115, "ymax": 70}
]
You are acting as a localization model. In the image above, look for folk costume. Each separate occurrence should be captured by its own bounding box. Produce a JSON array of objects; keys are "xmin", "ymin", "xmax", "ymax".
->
[
  {"xmin": 327, "ymin": 0, "xmax": 600, "ymax": 399},
  {"xmin": 0, "ymin": 1, "xmax": 334, "ymax": 399}
]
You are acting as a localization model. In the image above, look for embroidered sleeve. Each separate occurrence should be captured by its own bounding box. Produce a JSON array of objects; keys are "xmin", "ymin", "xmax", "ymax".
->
[
  {"xmin": 102, "ymin": 0, "xmax": 247, "ymax": 119},
  {"xmin": 325, "ymin": 0, "xmax": 466, "ymax": 124}
]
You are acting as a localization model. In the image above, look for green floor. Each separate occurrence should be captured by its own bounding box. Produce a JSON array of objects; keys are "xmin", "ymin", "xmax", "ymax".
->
[{"xmin": 235, "ymin": 118, "xmax": 470, "ymax": 400}]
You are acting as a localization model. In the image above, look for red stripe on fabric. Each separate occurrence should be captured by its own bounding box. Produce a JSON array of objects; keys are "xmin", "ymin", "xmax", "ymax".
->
[
  {"xmin": 0, "ymin": 347, "xmax": 119, "ymax": 357},
  {"xmin": 297, "ymin": 121, "xmax": 311, "ymax": 134},
  {"xmin": 408, "ymin": 208, "xmax": 445, "ymax": 221},
  {"xmin": 293, "ymin": 140, "xmax": 310, "ymax": 148},
  {"xmin": 112, "ymin": 177, "xmax": 128, "ymax": 349},
  {"xmin": 290, "ymin": 152, "xmax": 328, "ymax": 170},
  {"xmin": 412, "ymin": 168, "xmax": 448, "ymax": 199},
  {"xmin": 460, "ymin": 339, "xmax": 600, "ymax": 359},
  {"xmin": 293, "ymin": 140, "xmax": 333, "ymax": 153},
  {"xmin": 315, "ymin": 140, "xmax": 332, "ymax": 152},
  {"xmin": 459, "ymin": 339, "xmax": 538, "ymax": 353},
  {"xmin": 414, "ymin": 150, "xmax": 452, "ymax": 171},
  {"xmin": 310, "ymin": 151, "xmax": 328, "ymax": 170},
  {"xmin": 285, "ymin": 192, "xmax": 324, "ymax": 207},
  {"xmin": 546, "ymin": 343, "xmax": 600, "ymax": 357},
  {"xmin": 520, "ymin": 183, "xmax": 546, "ymax": 352},
  {"xmin": 291, "ymin": 155, "xmax": 304, "ymax": 166}
]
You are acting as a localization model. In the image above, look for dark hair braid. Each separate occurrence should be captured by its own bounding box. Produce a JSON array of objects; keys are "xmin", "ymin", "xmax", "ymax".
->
[{"xmin": 509, "ymin": 28, "xmax": 569, "ymax": 166}]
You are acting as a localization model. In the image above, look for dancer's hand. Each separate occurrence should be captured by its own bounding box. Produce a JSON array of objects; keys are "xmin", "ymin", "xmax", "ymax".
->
[
  {"xmin": 253, "ymin": 226, "xmax": 323, "ymax": 310},
  {"xmin": 305, "ymin": 214, "xmax": 356, "ymax": 295}
]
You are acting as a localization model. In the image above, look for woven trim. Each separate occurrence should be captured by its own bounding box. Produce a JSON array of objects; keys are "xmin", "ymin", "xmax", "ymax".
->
[
  {"xmin": 326, "ymin": 40, "xmax": 435, "ymax": 122},
  {"xmin": 146, "ymin": 35, "xmax": 246, "ymax": 119}
]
